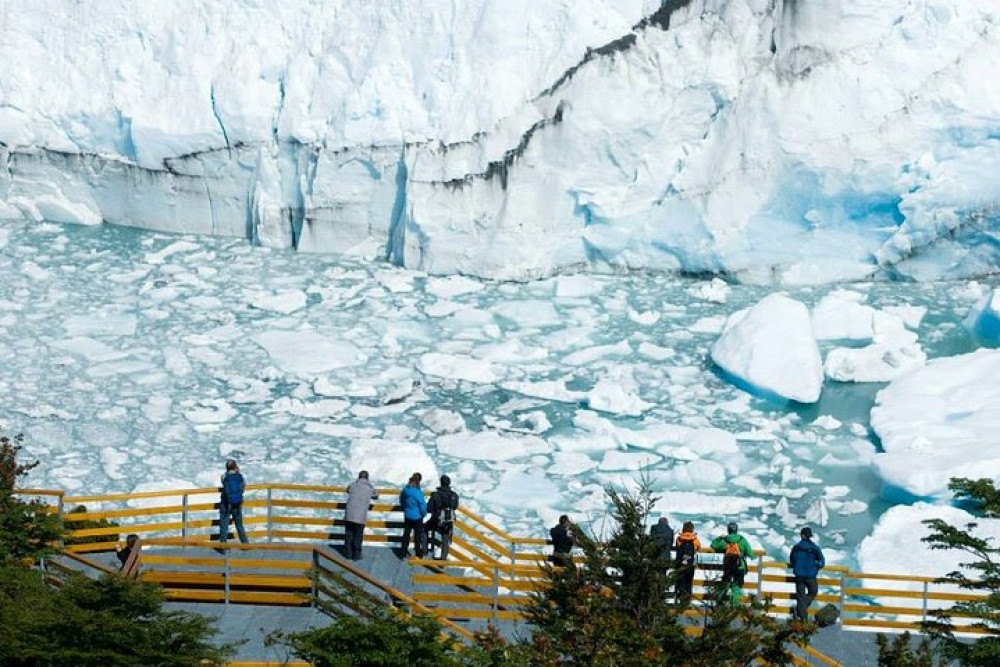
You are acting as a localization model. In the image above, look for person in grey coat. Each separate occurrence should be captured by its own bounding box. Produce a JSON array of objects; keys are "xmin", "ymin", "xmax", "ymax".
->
[{"xmin": 344, "ymin": 471, "xmax": 379, "ymax": 560}]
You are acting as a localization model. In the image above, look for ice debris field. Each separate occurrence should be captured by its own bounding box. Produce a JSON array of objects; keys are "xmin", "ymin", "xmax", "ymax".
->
[{"xmin": 2, "ymin": 219, "xmax": 999, "ymax": 569}]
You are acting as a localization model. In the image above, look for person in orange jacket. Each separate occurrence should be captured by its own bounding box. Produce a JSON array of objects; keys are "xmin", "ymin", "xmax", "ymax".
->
[{"xmin": 674, "ymin": 521, "xmax": 701, "ymax": 604}]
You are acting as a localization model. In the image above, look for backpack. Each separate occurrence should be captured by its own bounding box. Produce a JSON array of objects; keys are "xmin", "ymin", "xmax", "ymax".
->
[
  {"xmin": 814, "ymin": 603, "xmax": 840, "ymax": 628},
  {"xmin": 437, "ymin": 490, "xmax": 458, "ymax": 529},
  {"xmin": 722, "ymin": 538, "xmax": 743, "ymax": 575},
  {"xmin": 675, "ymin": 538, "xmax": 696, "ymax": 568},
  {"xmin": 222, "ymin": 473, "xmax": 243, "ymax": 507}
]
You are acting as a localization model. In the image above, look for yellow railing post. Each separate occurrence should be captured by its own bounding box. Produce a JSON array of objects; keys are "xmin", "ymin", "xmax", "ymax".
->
[
  {"xmin": 756, "ymin": 554, "xmax": 764, "ymax": 597},
  {"xmin": 921, "ymin": 581, "xmax": 929, "ymax": 625},
  {"xmin": 181, "ymin": 494, "xmax": 189, "ymax": 539},
  {"xmin": 311, "ymin": 548, "xmax": 319, "ymax": 607},
  {"xmin": 56, "ymin": 493, "xmax": 65, "ymax": 548},
  {"xmin": 224, "ymin": 547, "xmax": 231, "ymax": 605},
  {"xmin": 839, "ymin": 570, "xmax": 846, "ymax": 625},
  {"xmin": 266, "ymin": 487, "xmax": 273, "ymax": 543},
  {"xmin": 510, "ymin": 541, "xmax": 517, "ymax": 580},
  {"xmin": 491, "ymin": 564, "xmax": 500, "ymax": 626}
]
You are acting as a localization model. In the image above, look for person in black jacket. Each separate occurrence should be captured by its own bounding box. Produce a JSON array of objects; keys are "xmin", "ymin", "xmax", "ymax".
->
[
  {"xmin": 425, "ymin": 475, "xmax": 459, "ymax": 561},
  {"xmin": 650, "ymin": 517, "xmax": 674, "ymax": 568},
  {"xmin": 789, "ymin": 526, "xmax": 826, "ymax": 621},
  {"xmin": 115, "ymin": 533, "xmax": 139, "ymax": 569},
  {"xmin": 550, "ymin": 515, "xmax": 575, "ymax": 567}
]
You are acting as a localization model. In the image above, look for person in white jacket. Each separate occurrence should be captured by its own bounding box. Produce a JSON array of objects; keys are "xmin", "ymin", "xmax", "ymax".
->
[{"xmin": 343, "ymin": 471, "xmax": 378, "ymax": 560}]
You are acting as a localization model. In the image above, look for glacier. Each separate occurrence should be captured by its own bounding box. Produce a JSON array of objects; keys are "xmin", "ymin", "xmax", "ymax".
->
[{"xmin": 2, "ymin": 0, "xmax": 1000, "ymax": 281}]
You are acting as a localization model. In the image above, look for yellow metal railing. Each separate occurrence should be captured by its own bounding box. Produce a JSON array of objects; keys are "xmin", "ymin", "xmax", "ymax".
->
[{"xmin": 19, "ymin": 483, "xmax": 990, "ymax": 641}]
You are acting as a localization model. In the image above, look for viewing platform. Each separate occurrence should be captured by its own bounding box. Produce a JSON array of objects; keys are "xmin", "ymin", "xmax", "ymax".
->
[{"xmin": 19, "ymin": 483, "xmax": 988, "ymax": 666}]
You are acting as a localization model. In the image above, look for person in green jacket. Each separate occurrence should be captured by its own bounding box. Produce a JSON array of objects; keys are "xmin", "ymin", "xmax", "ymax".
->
[{"xmin": 710, "ymin": 522, "xmax": 753, "ymax": 604}]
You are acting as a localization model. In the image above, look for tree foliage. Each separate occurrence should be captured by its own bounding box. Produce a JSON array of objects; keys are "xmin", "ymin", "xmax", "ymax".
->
[
  {"xmin": 0, "ymin": 431, "xmax": 230, "ymax": 665},
  {"xmin": 0, "ymin": 433, "xmax": 63, "ymax": 563},
  {"xmin": 918, "ymin": 477, "xmax": 1000, "ymax": 665},
  {"xmin": 522, "ymin": 480, "xmax": 814, "ymax": 666},
  {"xmin": 0, "ymin": 565, "xmax": 232, "ymax": 666},
  {"xmin": 876, "ymin": 632, "xmax": 940, "ymax": 667}
]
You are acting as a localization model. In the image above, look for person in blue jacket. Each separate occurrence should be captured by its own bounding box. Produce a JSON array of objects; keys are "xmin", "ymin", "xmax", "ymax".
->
[
  {"xmin": 399, "ymin": 473, "xmax": 427, "ymax": 558},
  {"xmin": 789, "ymin": 526, "xmax": 826, "ymax": 621}
]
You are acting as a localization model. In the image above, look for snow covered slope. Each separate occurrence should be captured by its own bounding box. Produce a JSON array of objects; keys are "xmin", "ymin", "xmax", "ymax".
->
[{"xmin": 1, "ymin": 0, "xmax": 999, "ymax": 281}]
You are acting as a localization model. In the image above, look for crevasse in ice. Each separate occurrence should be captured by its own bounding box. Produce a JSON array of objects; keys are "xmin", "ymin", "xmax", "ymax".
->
[{"xmin": 2, "ymin": 0, "xmax": 999, "ymax": 281}]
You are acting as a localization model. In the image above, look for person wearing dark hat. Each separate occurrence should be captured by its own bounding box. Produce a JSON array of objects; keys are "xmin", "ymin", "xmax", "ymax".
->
[
  {"xmin": 789, "ymin": 526, "xmax": 826, "ymax": 621},
  {"xmin": 425, "ymin": 475, "xmax": 460, "ymax": 560},
  {"xmin": 710, "ymin": 521, "xmax": 753, "ymax": 603}
]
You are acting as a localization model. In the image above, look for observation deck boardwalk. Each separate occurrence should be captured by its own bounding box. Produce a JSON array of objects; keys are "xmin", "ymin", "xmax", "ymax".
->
[{"xmin": 21, "ymin": 482, "xmax": 985, "ymax": 666}]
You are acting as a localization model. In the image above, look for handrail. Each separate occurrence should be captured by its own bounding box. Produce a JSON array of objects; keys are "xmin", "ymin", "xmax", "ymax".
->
[{"xmin": 18, "ymin": 482, "xmax": 991, "ymax": 644}]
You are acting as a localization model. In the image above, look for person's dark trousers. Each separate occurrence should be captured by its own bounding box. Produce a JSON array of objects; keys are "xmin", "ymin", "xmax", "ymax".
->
[
  {"xmin": 676, "ymin": 568, "xmax": 695, "ymax": 604},
  {"xmin": 794, "ymin": 576, "xmax": 818, "ymax": 620},
  {"xmin": 402, "ymin": 518, "xmax": 425, "ymax": 557},
  {"xmin": 219, "ymin": 503, "xmax": 248, "ymax": 543},
  {"xmin": 551, "ymin": 551, "xmax": 572, "ymax": 567},
  {"xmin": 344, "ymin": 521, "xmax": 365, "ymax": 560}
]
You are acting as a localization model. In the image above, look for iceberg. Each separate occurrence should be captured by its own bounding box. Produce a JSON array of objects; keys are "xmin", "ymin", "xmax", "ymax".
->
[
  {"xmin": 711, "ymin": 294, "xmax": 823, "ymax": 404},
  {"xmin": 1, "ymin": 1, "xmax": 999, "ymax": 280},
  {"xmin": 965, "ymin": 288, "xmax": 1000, "ymax": 345},
  {"xmin": 870, "ymin": 349, "xmax": 1000, "ymax": 498}
]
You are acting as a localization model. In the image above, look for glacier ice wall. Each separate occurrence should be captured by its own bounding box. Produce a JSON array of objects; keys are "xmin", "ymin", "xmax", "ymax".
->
[{"xmin": 1, "ymin": 0, "xmax": 999, "ymax": 281}]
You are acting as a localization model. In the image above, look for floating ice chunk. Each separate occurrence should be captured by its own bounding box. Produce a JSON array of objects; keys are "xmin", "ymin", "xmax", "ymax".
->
[
  {"xmin": 143, "ymin": 396, "xmax": 172, "ymax": 422},
  {"xmin": 87, "ymin": 359, "xmax": 157, "ymax": 377},
  {"xmin": 65, "ymin": 311, "xmax": 137, "ymax": 337},
  {"xmin": 163, "ymin": 348, "xmax": 193, "ymax": 376},
  {"xmin": 812, "ymin": 294, "xmax": 876, "ymax": 341},
  {"xmin": 824, "ymin": 340, "xmax": 926, "ymax": 382},
  {"xmin": 598, "ymin": 450, "xmax": 662, "ymax": 471},
  {"xmin": 857, "ymin": 503, "xmax": 1000, "ymax": 583},
  {"xmin": 437, "ymin": 430, "xmax": 550, "ymax": 461},
  {"xmin": 655, "ymin": 491, "xmax": 767, "ymax": 515},
  {"xmin": 22, "ymin": 260, "xmax": 50, "ymax": 281},
  {"xmin": 883, "ymin": 305, "xmax": 927, "ymax": 330},
  {"xmin": 804, "ymin": 498, "xmax": 830, "ymax": 527},
  {"xmin": 253, "ymin": 330, "xmax": 366, "ymax": 377},
  {"xmin": 473, "ymin": 339, "xmax": 548, "ymax": 364},
  {"xmin": 144, "ymin": 241, "xmax": 200, "ymax": 265},
  {"xmin": 689, "ymin": 316, "xmax": 726, "ymax": 334},
  {"xmin": 587, "ymin": 377, "xmax": 653, "ymax": 416},
  {"xmin": 964, "ymin": 288, "xmax": 1000, "ymax": 344},
  {"xmin": 184, "ymin": 399, "xmax": 237, "ymax": 424},
  {"xmin": 562, "ymin": 341, "xmax": 630, "ymax": 366},
  {"xmin": 837, "ymin": 500, "xmax": 868, "ymax": 515},
  {"xmin": 811, "ymin": 415, "xmax": 842, "ymax": 430},
  {"xmin": 274, "ymin": 397, "xmax": 349, "ymax": 419},
  {"xmin": 246, "ymin": 289, "xmax": 308, "ymax": 315},
  {"xmin": 657, "ymin": 460, "xmax": 727, "ymax": 490},
  {"xmin": 50, "ymin": 337, "xmax": 127, "ymax": 362},
  {"xmin": 627, "ymin": 309, "xmax": 660, "ymax": 325},
  {"xmin": 711, "ymin": 294, "xmax": 823, "ymax": 403},
  {"xmin": 688, "ymin": 278, "xmax": 729, "ymax": 304},
  {"xmin": 502, "ymin": 378, "xmax": 585, "ymax": 403},
  {"xmin": 420, "ymin": 409, "xmax": 466, "ymax": 435},
  {"xmin": 425, "ymin": 275, "xmax": 484, "ymax": 298},
  {"xmin": 871, "ymin": 349, "xmax": 1000, "ymax": 498},
  {"xmin": 637, "ymin": 342, "xmax": 674, "ymax": 361},
  {"xmin": 304, "ymin": 423, "xmax": 380, "ymax": 439},
  {"xmin": 375, "ymin": 270, "xmax": 414, "ymax": 293},
  {"xmin": 481, "ymin": 471, "xmax": 562, "ymax": 510},
  {"xmin": 347, "ymin": 439, "xmax": 438, "ymax": 485},
  {"xmin": 548, "ymin": 452, "xmax": 597, "ymax": 476},
  {"xmin": 417, "ymin": 352, "xmax": 499, "ymax": 384},
  {"xmin": 552, "ymin": 275, "xmax": 602, "ymax": 298},
  {"xmin": 100, "ymin": 447, "xmax": 129, "ymax": 479},
  {"xmin": 491, "ymin": 300, "xmax": 561, "ymax": 328},
  {"xmin": 126, "ymin": 479, "xmax": 200, "ymax": 509}
]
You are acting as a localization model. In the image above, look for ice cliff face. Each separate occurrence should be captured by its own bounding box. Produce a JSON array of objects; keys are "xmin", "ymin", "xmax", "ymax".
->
[{"xmin": 1, "ymin": 0, "xmax": 998, "ymax": 281}]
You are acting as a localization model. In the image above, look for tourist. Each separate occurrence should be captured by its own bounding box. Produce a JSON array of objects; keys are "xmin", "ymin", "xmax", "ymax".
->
[
  {"xmin": 425, "ymin": 475, "xmax": 460, "ymax": 561},
  {"xmin": 343, "ymin": 470, "xmax": 378, "ymax": 561},
  {"xmin": 710, "ymin": 521, "xmax": 752, "ymax": 603},
  {"xmin": 674, "ymin": 521, "xmax": 701, "ymax": 603},
  {"xmin": 219, "ymin": 459, "xmax": 248, "ymax": 544},
  {"xmin": 399, "ymin": 473, "xmax": 427, "ymax": 558},
  {"xmin": 650, "ymin": 516, "xmax": 674, "ymax": 565},
  {"xmin": 789, "ymin": 526, "xmax": 826, "ymax": 622},
  {"xmin": 550, "ymin": 515, "xmax": 575, "ymax": 567},
  {"xmin": 115, "ymin": 533, "xmax": 139, "ymax": 569}
]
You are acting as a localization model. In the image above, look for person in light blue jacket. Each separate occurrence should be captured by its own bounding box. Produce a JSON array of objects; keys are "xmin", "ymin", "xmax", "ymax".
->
[
  {"xmin": 789, "ymin": 526, "xmax": 826, "ymax": 621},
  {"xmin": 399, "ymin": 473, "xmax": 427, "ymax": 558}
]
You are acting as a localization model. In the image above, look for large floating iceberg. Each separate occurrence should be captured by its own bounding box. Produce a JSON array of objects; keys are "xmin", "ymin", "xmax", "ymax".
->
[
  {"xmin": 2, "ymin": 0, "xmax": 1000, "ymax": 280},
  {"xmin": 870, "ymin": 349, "xmax": 1000, "ymax": 499}
]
